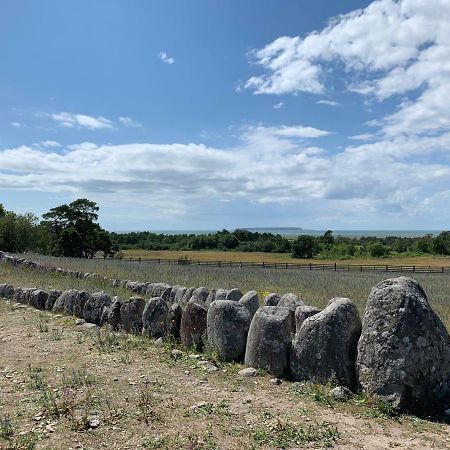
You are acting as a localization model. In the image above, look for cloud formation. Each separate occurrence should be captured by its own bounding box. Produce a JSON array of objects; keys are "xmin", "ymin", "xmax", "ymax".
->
[
  {"xmin": 245, "ymin": 0, "xmax": 450, "ymax": 139},
  {"xmin": 49, "ymin": 112, "xmax": 114, "ymax": 130},
  {"xmin": 158, "ymin": 51, "xmax": 175, "ymax": 64},
  {"xmin": 2, "ymin": 123, "xmax": 450, "ymax": 223},
  {"xmin": 118, "ymin": 116, "xmax": 142, "ymax": 128}
]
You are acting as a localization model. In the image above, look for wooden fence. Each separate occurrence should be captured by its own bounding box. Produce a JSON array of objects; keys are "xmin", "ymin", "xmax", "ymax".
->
[{"xmin": 99, "ymin": 256, "xmax": 450, "ymax": 274}]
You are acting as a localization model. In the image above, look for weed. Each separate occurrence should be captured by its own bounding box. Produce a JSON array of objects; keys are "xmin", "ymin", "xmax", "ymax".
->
[
  {"xmin": 137, "ymin": 382, "xmax": 157, "ymax": 424},
  {"xmin": 93, "ymin": 329, "xmax": 120, "ymax": 353},
  {"xmin": 290, "ymin": 381, "xmax": 336, "ymax": 406},
  {"xmin": 0, "ymin": 416, "xmax": 14, "ymax": 439},
  {"xmin": 50, "ymin": 328, "xmax": 63, "ymax": 340},
  {"xmin": 3, "ymin": 432, "xmax": 38, "ymax": 450},
  {"xmin": 252, "ymin": 418, "xmax": 339, "ymax": 449},
  {"xmin": 62, "ymin": 368, "xmax": 96, "ymax": 389},
  {"xmin": 27, "ymin": 365, "xmax": 46, "ymax": 390}
]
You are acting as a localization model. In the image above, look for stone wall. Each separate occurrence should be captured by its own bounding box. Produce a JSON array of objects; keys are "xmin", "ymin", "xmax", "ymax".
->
[{"xmin": 1, "ymin": 251, "xmax": 449, "ymax": 414}]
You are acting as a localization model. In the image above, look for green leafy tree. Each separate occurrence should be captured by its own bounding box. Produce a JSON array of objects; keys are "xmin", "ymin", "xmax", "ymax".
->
[
  {"xmin": 42, "ymin": 198, "xmax": 114, "ymax": 258},
  {"xmin": 291, "ymin": 235, "xmax": 316, "ymax": 259},
  {"xmin": 0, "ymin": 210, "xmax": 38, "ymax": 253}
]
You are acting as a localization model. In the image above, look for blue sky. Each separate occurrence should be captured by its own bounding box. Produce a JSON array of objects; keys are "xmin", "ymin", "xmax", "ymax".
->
[{"xmin": 1, "ymin": 0, "xmax": 450, "ymax": 230}]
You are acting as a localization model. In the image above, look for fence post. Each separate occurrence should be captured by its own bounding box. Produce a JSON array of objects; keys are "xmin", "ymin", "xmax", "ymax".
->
[
  {"xmin": 413, "ymin": 265, "xmax": 415, "ymax": 272},
  {"xmin": 334, "ymin": 262, "xmax": 337, "ymax": 271},
  {"xmin": 360, "ymin": 265, "xmax": 362, "ymax": 272},
  {"xmin": 285, "ymin": 263, "xmax": 288, "ymax": 269},
  {"xmin": 262, "ymin": 261, "xmax": 265, "ymax": 268},
  {"xmin": 309, "ymin": 262, "xmax": 312, "ymax": 270},
  {"xmin": 442, "ymin": 267, "xmax": 444, "ymax": 273},
  {"xmin": 386, "ymin": 265, "xmax": 388, "ymax": 272},
  {"xmin": 139, "ymin": 257, "xmax": 141, "ymax": 263}
]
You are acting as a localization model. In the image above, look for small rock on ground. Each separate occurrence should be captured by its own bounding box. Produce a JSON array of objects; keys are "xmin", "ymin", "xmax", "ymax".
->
[{"xmin": 238, "ymin": 367, "xmax": 257, "ymax": 377}]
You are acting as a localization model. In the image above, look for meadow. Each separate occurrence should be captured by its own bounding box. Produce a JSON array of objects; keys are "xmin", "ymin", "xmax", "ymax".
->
[
  {"xmin": 5, "ymin": 252, "xmax": 450, "ymax": 327},
  {"xmin": 119, "ymin": 248, "xmax": 450, "ymax": 268}
]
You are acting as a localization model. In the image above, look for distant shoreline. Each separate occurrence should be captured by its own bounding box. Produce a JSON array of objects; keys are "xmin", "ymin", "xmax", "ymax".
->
[{"xmin": 112, "ymin": 228, "xmax": 442, "ymax": 238}]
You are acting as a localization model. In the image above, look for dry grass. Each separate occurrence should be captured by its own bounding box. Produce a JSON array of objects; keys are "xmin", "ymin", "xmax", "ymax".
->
[
  {"xmin": 1, "ymin": 300, "xmax": 449, "ymax": 450},
  {"xmin": 120, "ymin": 249, "xmax": 450, "ymax": 268}
]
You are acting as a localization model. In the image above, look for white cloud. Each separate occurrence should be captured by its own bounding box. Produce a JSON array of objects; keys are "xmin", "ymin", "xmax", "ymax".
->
[
  {"xmin": 348, "ymin": 133, "xmax": 375, "ymax": 141},
  {"xmin": 10, "ymin": 122, "xmax": 24, "ymax": 128},
  {"xmin": 244, "ymin": 0, "xmax": 450, "ymax": 139},
  {"xmin": 118, "ymin": 116, "xmax": 142, "ymax": 128},
  {"xmin": 49, "ymin": 112, "xmax": 114, "ymax": 130},
  {"xmin": 3, "ymin": 121, "xmax": 450, "ymax": 225},
  {"xmin": 273, "ymin": 102, "xmax": 285, "ymax": 109},
  {"xmin": 158, "ymin": 51, "xmax": 175, "ymax": 65},
  {"xmin": 33, "ymin": 140, "xmax": 61, "ymax": 149},
  {"xmin": 317, "ymin": 100, "xmax": 340, "ymax": 107}
]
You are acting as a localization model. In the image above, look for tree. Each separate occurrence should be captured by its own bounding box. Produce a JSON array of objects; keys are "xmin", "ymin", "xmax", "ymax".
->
[
  {"xmin": 291, "ymin": 235, "xmax": 316, "ymax": 259},
  {"xmin": 432, "ymin": 231, "xmax": 450, "ymax": 255},
  {"xmin": 42, "ymin": 199, "xmax": 113, "ymax": 258},
  {"xmin": 0, "ymin": 210, "xmax": 38, "ymax": 253},
  {"xmin": 323, "ymin": 230, "xmax": 334, "ymax": 245}
]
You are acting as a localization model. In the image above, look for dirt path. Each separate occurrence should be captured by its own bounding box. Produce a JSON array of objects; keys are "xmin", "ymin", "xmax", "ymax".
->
[{"xmin": 1, "ymin": 300, "xmax": 449, "ymax": 450}]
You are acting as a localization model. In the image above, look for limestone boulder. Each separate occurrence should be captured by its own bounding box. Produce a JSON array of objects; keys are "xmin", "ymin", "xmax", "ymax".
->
[
  {"xmin": 226, "ymin": 288, "xmax": 243, "ymax": 301},
  {"xmin": 180, "ymin": 299, "xmax": 207, "ymax": 349},
  {"xmin": 168, "ymin": 303, "xmax": 183, "ymax": 340},
  {"xmin": 207, "ymin": 300, "xmax": 252, "ymax": 361},
  {"xmin": 120, "ymin": 297, "xmax": 146, "ymax": 333},
  {"xmin": 192, "ymin": 287, "xmax": 209, "ymax": 303},
  {"xmin": 263, "ymin": 293, "xmax": 281, "ymax": 306},
  {"xmin": 83, "ymin": 292, "xmax": 111, "ymax": 325},
  {"xmin": 294, "ymin": 305, "xmax": 321, "ymax": 330},
  {"xmin": 142, "ymin": 297, "xmax": 169, "ymax": 339},
  {"xmin": 239, "ymin": 291, "xmax": 260, "ymax": 318},
  {"xmin": 245, "ymin": 306, "xmax": 295, "ymax": 377},
  {"xmin": 29, "ymin": 290, "xmax": 48, "ymax": 310},
  {"xmin": 290, "ymin": 298, "xmax": 361, "ymax": 389},
  {"xmin": 278, "ymin": 293, "xmax": 304, "ymax": 311},
  {"xmin": 45, "ymin": 290, "xmax": 62, "ymax": 311},
  {"xmin": 357, "ymin": 277, "xmax": 450, "ymax": 411}
]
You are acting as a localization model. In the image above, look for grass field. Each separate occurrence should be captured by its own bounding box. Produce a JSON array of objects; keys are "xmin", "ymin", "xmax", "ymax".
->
[
  {"xmin": 119, "ymin": 249, "xmax": 450, "ymax": 268},
  {"xmin": 1, "ymin": 300, "xmax": 449, "ymax": 450},
  {"xmin": 4, "ymin": 254, "xmax": 450, "ymax": 327}
]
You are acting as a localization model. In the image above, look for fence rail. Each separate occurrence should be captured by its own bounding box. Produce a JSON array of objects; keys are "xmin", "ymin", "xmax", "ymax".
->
[{"xmin": 97, "ymin": 256, "xmax": 450, "ymax": 274}]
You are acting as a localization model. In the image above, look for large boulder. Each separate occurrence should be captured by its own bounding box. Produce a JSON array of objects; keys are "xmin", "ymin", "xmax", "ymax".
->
[
  {"xmin": 290, "ymin": 298, "xmax": 361, "ymax": 388},
  {"xmin": 278, "ymin": 293, "xmax": 304, "ymax": 311},
  {"xmin": 146, "ymin": 283, "xmax": 172, "ymax": 301},
  {"xmin": 83, "ymin": 292, "xmax": 111, "ymax": 325},
  {"xmin": 0, "ymin": 284, "xmax": 14, "ymax": 299},
  {"xmin": 245, "ymin": 306, "xmax": 295, "ymax": 377},
  {"xmin": 226, "ymin": 288, "xmax": 243, "ymax": 301},
  {"xmin": 53, "ymin": 290, "xmax": 89, "ymax": 316},
  {"xmin": 239, "ymin": 291, "xmax": 260, "ymax": 318},
  {"xmin": 263, "ymin": 293, "xmax": 281, "ymax": 306},
  {"xmin": 29, "ymin": 290, "xmax": 48, "ymax": 310},
  {"xmin": 73, "ymin": 291, "xmax": 91, "ymax": 318},
  {"xmin": 120, "ymin": 297, "xmax": 146, "ymax": 333},
  {"xmin": 357, "ymin": 277, "xmax": 450, "ymax": 411},
  {"xmin": 180, "ymin": 300, "xmax": 207, "ymax": 349},
  {"xmin": 103, "ymin": 297, "xmax": 122, "ymax": 330},
  {"xmin": 192, "ymin": 287, "xmax": 209, "ymax": 303},
  {"xmin": 207, "ymin": 300, "xmax": 252, "ymax": 361},
  {"xmin": 142, "ymin": 297, "xmax": 169, "ymax": 339},
  {"xmin": 45, "ymin": 290, "xmax": 62, "ymax": 311},
  {"xmin": 214, "ymin": 289, "xmax": 228, "ymax": 301},
  {"xmin": 168, "ymin": 303, "xmax": 183, "ymax": 340},
  {"xmin": 174, "ymin": 286, "xmax": 187, "ymax": 304},
  {"xmin": 294, "ymin": 305, "xmax": 321, "ymax": 330},
  {"xmin": 180, "ymin": 287, "xmax": 195, "ymax": 306}
]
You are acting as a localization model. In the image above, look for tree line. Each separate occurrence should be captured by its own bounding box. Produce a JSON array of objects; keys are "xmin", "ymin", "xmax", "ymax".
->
[{"xmin": 1, "ymin": 199, "xmax": 450, "ymax": 259}]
